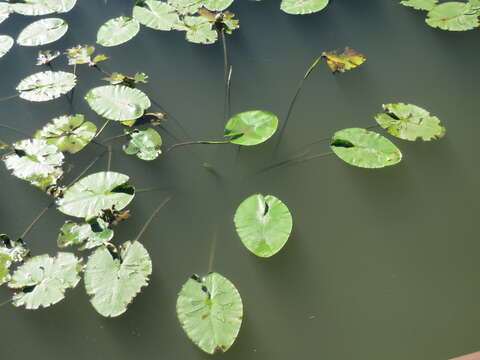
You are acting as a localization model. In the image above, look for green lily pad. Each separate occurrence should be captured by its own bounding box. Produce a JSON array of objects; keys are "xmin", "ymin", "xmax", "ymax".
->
[
  {"xmin": 400, "ymin": 0, "xmax": 438, "ymax": 11},
  {"xmin": 84, "ymin": 241, "xmax": 152, "ymax": 317},
  {"xmin": 57, "ymin": 171, "xmax": 135, "ymax": 219},
  {"xmin": 65, "ymin": 45, "xmax": 108, "ymax": 66},
  {"xmin": 57, "ymin": 218, "xmax": 113, "ymax": 250},
  {"xmin": 17, "ymin": 18, "xmax": 68, "ymax": 46},
  {"xmin": 224, "ymin": 110, "xmax": 279, "ymax": 146},
  {"xmin": 426, "ymin": 2, "xmax": 479, "ymax": 31},
  {"xmin": 203, "ymin": 0, "xmax": 233, "ymax": 11},
  {"xmin": 0, "ymin": 3, "xmax": 10, "ymax": 24},
  {"xmin": 183, "ymin": 16, "xmax": 218, "ymax": 44},
  {"xmin": 16, "ymin": 70, "xmax": 77, "ymax": 102},
  {"xmin": 375, "ymin": 103, "xmax": 446, "ymax": 141},
  {"xmin": 280, "ymin": 0, "xmax": 329, "ymax": 15},
  {"xmin": 9, "ymin": 0, "xmax": 55, "ymax": 16},
  {"xmin": 123, "ymin": 128, "xmax": 162, "ymax": 161},
  {"xmin": 133, "ymin": 0, "xmax": 180, "ymax": 30},
  {"xmin": 177, "ymin": 272, "xmax": 243, "ymax": 354},
  {"xmin": 331, "ymin": 128, "xmax": 402, "ymax": 169},
  {"xmin": 168, "ymin": 0, "xmax": 204, "ymax": 15},
  {"xmin": 35, "ymin": 114, "xmax": 97, "ymax": 153},
  {"xmin": 234, "ymin": 194, "xmax": 293, "ymax": 258},
  {"xmin": 8, "ymin": 252, "xmax": 82, "ymax": 310},
  {"xmin": 0, "ymin": 35, "xmax": 14, "ymax": 59},
  {"xmin": 97, "ymin": 16, "xmax": 140, "ymax": 47},
  {"xmin": 43, "ymin": 0, "xmax": 77, "ymax": 13},
  {"xmin": 0, "ymin": 235, "xmax": 29, "ymax": 285},
  {"xmin": 85, "ymin": 85, "xmax": 151, "ymax": 121}
]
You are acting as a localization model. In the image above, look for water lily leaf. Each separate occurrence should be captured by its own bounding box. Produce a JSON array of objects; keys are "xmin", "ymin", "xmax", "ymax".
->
[
  {"xmin": 123, "ymin": 128, "xmax": 162, "ymax": 161},
  {"xmin": 57, "ymin": 171, "xmax": 135, "ymax": 219},
  {"xmin": 3, "ymin": 139, "xmax": 64, "ymax": 189},
  {"xmin": 8, "ymin": 252, "xmax": 82, "ymax": 309},
  {"xmin": 17, "ymin": 18, "xmax": 68, "ymax": 46},
  {"xmin": 203, "ymin": 0, "xmax": 233, "ymax": 11},
  {"xmin": 103, "ymin": 72, "xmax": 148, "ymax": 86},
  {"xmin": 85, "ymin": 85, "xmax": 151, "ymax": 121},
  {"xmin": 65, "ymin": 44, "xmax": 106, "ymax": 66},
  {"xmin": 280, "ymin": 0, "xmax": 329, "ymax": 15},
  {"xmin": 0, "ymin": 235, "xmax": 29, "ymax": 285},
  {"xmin": 224, "ymin": 110, "xmax": 279, "ymax": 146},
  {"xmin": 0, "ymin": 35, "xmax": 13, "ymax": 59},
  {"xmin": 0, "ymin": 254, "xmax": 10, "ymax": 285},
  {"xmin": 97, "ymin": 16, "xmax": 140, "ymax": 47},
  {"xmin": 198, "ymin": 9, "xmax": 239, "ymax": 34},
  {"xmin": 84, "ymin": 241, "xmax": 152, "ymax": 317},
  {"xmin": 133, "ymin": 0, "xmax": 180, "ymax": 30},
  {"xmin": 35, "ymin": 114, "xmax": 97, "ymax": 153},
  {"xmin": 177, "ymin": 272, "xmax": 243, "ymax": 354},
  {"xmin": 321, "ymin": 47, "xmax": 366, "ymax": 73},
  {"xmin": 43, "ymin": 0, "xmax": 77, "ymax": 13},
  {"xmin": 426, "ymin": 2, "xmax": 479, "ymax": 31},
  {"xmin": 331, "ymin": 128, "xmax": 402, "ymax": 169},
  {"xmin": 469, "ymin": 0, "xmax": 480, "ymax": 7},
  {"xmin": 17, "ymin": 70, "xmax": 76, "ymax": 102},
  {"xmin": 400, "ymin": 0, "xmax": 438, "ymax": 11},
  {"xmin": 168, "ymin": 0, "xmax": 204, "ymax": 15},
  {"xmin": 36, "ymin": 49, "xmax": 61, "ymax": 65},
  {"xmin": 375, "ymin": 103, "xmax": 446, "ymax": 141},
  {"xmin": 183, "ymin": 16, "xmax": 217, "ymax": 44},
  {"xmin": 0, "ymin": 3, "xmax": 10, "ymax": 24},
  {"xmin": 9, "ymin": 0, "xmax": 55, "ymax": 16},
  {"xmin": 57, "ymin": 218, "xmax": 113, "ymax": 250},
  {"xmin": 234, "ymin": 194, "xmax": 293, "ymax": 258}
]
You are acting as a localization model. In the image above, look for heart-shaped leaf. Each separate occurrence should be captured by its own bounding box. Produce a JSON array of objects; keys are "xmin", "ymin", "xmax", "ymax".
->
[
  {"xmin": 17, "ymin": 70, "xmax": 77, "ymax": 102},
  {"xmin": 224, "ymin": 110, "xmax": 279, "ymax": 146},
  {"xmin": 97, "ymin": 16, "xmax": 140, "ymax": 47},
  {"xmin": 17, "ymin": 18, "xmax": 68, "ymax": 46}
]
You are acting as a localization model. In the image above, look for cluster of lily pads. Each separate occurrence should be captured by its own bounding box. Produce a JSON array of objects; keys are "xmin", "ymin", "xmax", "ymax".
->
[
  {"xmin": 0, "ymin": 0, "xmax": 450, "ymax": 356},
  {"xmin": 401, "ymin": 0, "xmax": 480, "ymax": 31}
]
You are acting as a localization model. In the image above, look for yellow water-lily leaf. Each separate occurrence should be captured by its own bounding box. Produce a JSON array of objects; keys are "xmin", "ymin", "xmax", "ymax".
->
[
  {"xmin": 321, "ymin": 47, "xmax": 366, "ymax": 73},
  {"xmin": 121, "ymin": 120, "xmax": 136, "ymax": 127}
]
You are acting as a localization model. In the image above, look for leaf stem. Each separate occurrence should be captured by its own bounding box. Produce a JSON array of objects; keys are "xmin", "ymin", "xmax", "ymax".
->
[
  {"xmin": 167, "ymin": 140, "xmax": 230, "ymax": 152},
  {"xmin": 66, "ymin": 149, "xmax": 108, "ymax": 187},
  {"xmin": 0, "ymin": 124, "xmax": 29, "ymax": 137},
  {"xmin": 95, "ymin": 120, "xmax": 110, "ymax": 138},
  {"xmin": 134, "ymin": 196, "xmax": 173, "ymax": 242},
  {"xmin": 19, "ymin": 202, "xmax": 54, "ymax": 240},
  {"xmin": 257, "ymin": 151, "xmax": 334, "ymax": 174},
  {"xmin": 207, "ymin": 225, "xmax": 218, "ymax": 273},
  {"xmin": 0, "ymin": 94, "xmax": 19, "ymax": 102}
]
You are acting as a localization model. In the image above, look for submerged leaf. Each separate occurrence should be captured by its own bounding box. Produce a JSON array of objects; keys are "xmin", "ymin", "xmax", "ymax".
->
[
  {"xmin": 331, "ymin": 128, "xmax": 402, "ymax": 169},
  {"xmin": 183, "ymin": 16, "xmax": 218, "ymax": 44},
  {"xmin": 0, "ymin": 35, "xmax": 14, "ymax": 59},
  {"xmin": 35, "ymin": 114, "xmax": 97, "ymax": 153},
  {"xmin": 123, "ymin": 128, "xmax": 162, "ymax": 161},
  {"xmin": 84, "ymin": 241, "xmax": 152, "ymax": 317},
  {"xmin": 17, "ymin": 18, "xmax": 68, "ymax": 46},
  {"xmin": 224, "ymin": 110, "xmax": 279, "ymax": 146},
  {"xmin": 57, "ymin": 218, "xmax": 113, "ymax": 250},
  {"xmin": 133, "ymin": 0, "xmax": 180, "ymax": 30},
  {"xmin": 280, "ymin": 0, "xmax": 329, "ymax": 15},
  {"xmin": 57, "ymin": 171, "xmax": 135, "ymax": 218},
  {"xmin": 400, "ymin": 0, "xmax": 438, "ymax": 11},
  {"xmin": 177, "ymin": 272, "xmax": 243, "ymax": 354},
  {"xmin": 85, "ymin": 85, "xmax": 151, "ymax": 121},
  {"xmin": 36, "ymin": 49, "xmax": 61, "ymax": 65},
  {"xmin": 375, "ymin": 103, "xmax": 446, "ymax": 141},
  {"xmin": 16, "ymin": 70, "xmax": 76, "ymax": 102},
  {"xmin": 426, "ymin": 2, "xmax": 479, "ymax": 31},
  {"xmin": 9, "ymin": 252, "xmax": 82, "ymax": 309},
  {"xmin": 234, "ymin": 194, "xmax": 293, "ymax": 258},
  {"xmin": 321, "ymin": 47, "xmax": 366, "ymax": 73},
  {"xmin": 97, "ymin": 16, "xmax": 140, "ymax": 47}
]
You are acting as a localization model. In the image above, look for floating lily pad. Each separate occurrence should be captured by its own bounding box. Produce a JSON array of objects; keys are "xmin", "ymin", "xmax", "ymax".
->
[
  {"xmin": 183, "ymin": 16, "xmax": 218, "ymax": 44},
  {"xmin": 330, "ymin": 128, "xmax": 402, "ymax": 169},
  {"xmin": 0, "ymin": 35, "xmax": 14, "ymax": 59},
  {"xmin": 65, "ymin": 45, "xmax": 107, "ymax": 66},
  {"xmin": 426, "ymin": 2, "xmax": 479, "ymax": 31},
  {"xmin": 0, "ymin": 3, "xmax": 10, "ymax": 24},
  {"xmin": 133, "ymin": 0, "xmax": 180, "ymax": 30},
  {"xmin": 97, "ymin": 16, "xmax": 140, "ymax": 47},
  {"xmin": 43, "ymin": 0, "xmax": 77, "ymax": 13},
  {"xmin": 375, "ymin": 103, "xmax": 446, "ymax": 141},
  {"xmin": 0, "ymin": 235, "xmax": 29, "ymax": 285},
  {"xmin": 321, "ymin": 47, "xmax": 366, "ymax": 73},
  {"xmin": 234, "ymin": 194, "xmax": 293, "ymax": 258},
  {"xmin": 203, "ymin": 0, "xmax": 234, "ymax": 11},
  {"xmin": 84, "ymin": 241, "xmax": 152, "ymax": 317},
  {"xmin": 123, "ymin": 128, "xmax": 162, "ymax": 161},
  {"xmin": 57, "ymin": 171, "xmax": 135, "ymax": 219},
  {"xmin": 400, "ymin": 0, "xmax": 438, "ymax": 11},
  {"xmin": 17, "ymin": 70, "xmax": 76, "ymax": 102},
  {"xmin": 224, "ymin": 110, "xmax": 279, "ymax": 146},
  {"xmin": 177, "ymin": 272, "xmax": 243, "ymax": 354},
  {"xmin": 9, "ymin": 0, "xmax": 55, "ymax": 16},
  {"xmin": 57, "ymin": 218, "xmax": 113, "ymax": 250},
  {"xmin": 280, "ymin": 0, "xmax": 329, "ymax": 15},
  {"xmin": 17, "ymin": 18, "xmax": 68, "ymax": 46},
  {"xmin": 168, "ymin": 0, "xmax": 204, "ymax": 15}
]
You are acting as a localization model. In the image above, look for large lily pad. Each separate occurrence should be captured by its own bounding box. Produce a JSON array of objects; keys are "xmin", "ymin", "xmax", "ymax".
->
[
  {"xmin": 177, "ymin": 272, "xmax": 243, "ymax": 354},
  {"xmin": 17, "ymin": 18, "xmax": 68, "ymax": 46},
  {"xmin": 426, "ymin": 2, "xmax": 479, "ymax": 31},
  {"xmin": 85, "ymin": 85, "xmax": 151, "ymax": 121},
  {"xmin": 330, "ymin": 128, "xmax": 402, "ymax": 169},
  {"xmin": 123, "ymin": 128, "xmax": 162, "ymax": 161},
  {"xmin": 35, "ymin": 114, "xmax": 97, "ymax": 153},
  {"xmin": 84, "ymin": 241, "xmax": 152, "ymax": 317},
  {"xmin": 57, "ymin": 218, "xmax": 113, "ymax": 250},
  {"xmin": 57, "ymin": 171, "xmax": 135, "ymax": 219},
  {"xmin": 224, "ymin": 110, "xmax": 278, "ymax": 146},
  {"xmin": 400, "ymin": 0, "xmax": 438, "ymax": 11},
  {"xmin": 0, "ymin": 35, "xmax": 14, "ymax": 59},
  {"xmin": 8, "ymin": 252, "xmax": 82, "ymax": 310},
  {"xmin": 133, "ymin": 0, "xmax": 180, "ymax": 30},
  {"xmin": 97, "ymin": 16, "xmax": 140, "ymax": 47},
  {"xmin": 234, "ymin": 194, "xmax": 293, "ymax": 258},
  {"xmin": 16, "ymin": 70, "xmax": 77, "ymax": 102},
  {"xmin": 280, "ymin": 0, "xmax": 329, "ymax": 15},
  {"xmin": 375, "ymin": 103, "xmax": 446, "ymax": 141}
]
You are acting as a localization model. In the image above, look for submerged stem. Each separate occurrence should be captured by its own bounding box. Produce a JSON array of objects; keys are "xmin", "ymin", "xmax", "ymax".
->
[
  {"xmin": 0, "ymin": 124, "xmax": 29, "ymax": 137},
  {"xmin": 257, "ymin": 151, "xmax": 334, "ymax": 174},
  {"xmin": 0, "ymin": 94, "xmax": 19, "ymax": 102},
  {"xmin": 207, "ymin": 226, "xmax": 218, "ymax": 273},
  {"xmin": 134, "ymin": 196, "xmax": 173, "ymax": 242},
  {"xmin": 19, "ymin": 202, "xmax": 54, "ymax": 240},
  {"xmin": 66, "ymin": 149, "xmax": 108, "ymax": 187},
  {"xmin": 95, "ymin": 120, "xmax": 110, "ymax": 138},
  {"xmin": 167, "ymin": 140, "xmax": 230, "ymax": 152}
]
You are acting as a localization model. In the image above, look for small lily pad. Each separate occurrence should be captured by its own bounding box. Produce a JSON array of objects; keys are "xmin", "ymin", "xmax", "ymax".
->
[
  {"xmin": 183, "ymin": 16, "xmax": 218, "ymax": 44},
  {"xmin": 280, "ymin": 0, "xmax": 329, "ymax": 15},
  {"xmin": 123, "ymin": 128, "xmax": 162, "ymax": 161},
  {"xmin": 17, "ymin": 18, "xmax": 68, "ymax": 47},
  {"xmin": 426, "ymin": 2, "xmax": 479, "ymax": 31},
  {"xmin": 224, "ymin": 110, "xmax": 279, "ymax": 146},
  {"xmin": 17, "ymin": 70, "xmax": 77, "ymax": 102},
  {"xmin": 97, "ymin": 16, "xmax": 140, "ymax": 47},
  {"xmin": 0, "ymin": 35, "xmax": 14, "ymax": 59}
]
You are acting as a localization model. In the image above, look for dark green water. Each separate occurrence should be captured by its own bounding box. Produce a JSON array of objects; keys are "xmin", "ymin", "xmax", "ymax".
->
[{"xmin": 1, "ymin": 1, "xmax": 479, "ymax": 359}]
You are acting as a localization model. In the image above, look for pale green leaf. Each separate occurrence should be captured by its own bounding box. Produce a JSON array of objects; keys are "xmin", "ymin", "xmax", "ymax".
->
[
  {"xmin": 400, "ymin": 0, "xmax": 438, "ymax": 11},
  {"xmin": 375, "ymin": 103, "xmax": 446, "ymax": 141},
  {"xmin": 123, "ymin": 128, "xmax": 162, "ymax": 161},
  {"xmin": 9, "ymin": 252, "xmax": 82, "ymax": 309},
  {"xmin": 97, "ymin": 16, "xmax": 140, "ymax": 47},
  {"xmin": 234, "ymin": 194, "xmax": 293, "ymax": 258},
  {"xmin": 84, "ymin": 241, "xmax": 152, "ymax": 317},
  {"xmin": 9, "ymin": 0, "xmax": 55, "ymax": 16},
  {"xmin": 0, "ymin": 3, "xmax": 10, "ymax": 24},
  {"xmin": 183, "ymin": 16, "xmax": 217, "ymax": 44},
  {"xmin": 57, "ymin": 218, "xmax": 113, "ymax": 250},
  {"xmin": 36, "ymin": 49, "xmax": 61, "ymax": 65},
  {"xmin": 16, "ymin": 70, "xmax": 77, "ymax": 102},
  {"xmin": 43, "ymin": 0, "xmax": 77, "ymax": 13},
  {"xmin": 133, "ymin": 0, "xmax": 180, "ymax": 30},
  {"xmin": 280, "ymin": 0, "xmax": 329, "ymax": 15},
  {"xmin": 224, "ymin": 110, "xmax": 279, "ymax": 146},
  {"xmin": 57, "ymin": 171, "xmax": 135, "ymax": 218},
  {"xmin": 0, "ymin": 235, "xmax": 29, "ymax": 285},
  {"xmin": 203, "ymin": 0, "xmax": 233, "ymax": 11},
  {"xmin": 17, "ymin": 18, "xmax": 68, "ymax": 46},
  {"xmin": 0, "ymin": 35, "xmax": 13, "ymax": 59},
  {"xmin": 426, "ymin": 2, "xmax": 479, "ymax": 31},
  {"xmin": 168, "ymin": 0, "xmax": 204, "ymax": 15},
  {"xmin": 177, "ymin": 272, "xmax": 243, "ymax": 354}
]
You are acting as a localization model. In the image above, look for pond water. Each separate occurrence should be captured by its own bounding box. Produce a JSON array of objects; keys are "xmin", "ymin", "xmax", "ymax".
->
[{"xmin": 1, "ymin": 1, "xmax": 479, "ymax": 359}]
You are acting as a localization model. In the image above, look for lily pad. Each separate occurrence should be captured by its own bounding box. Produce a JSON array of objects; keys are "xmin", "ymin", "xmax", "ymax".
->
[
  {"xmin": 84, "ymin": 241, "xmax": 152, "ymax": 317},
  {"xmin": 65, "ymin": 45, "xmax": 108, "ymax": 66},
  {"xmin": 400, "ymin": 0, "xmax": 438, "ymax": 11},
  {"xmin": 177, "ymin": 272, "xmax": 243, "ymax": 354},
  {"xmin": 9, "ymin": 0, "xmax": 55, "ymax": 16},
  {"xmin": 8, "ymin": 252, "xmax": 82, "ymax": 310},
  {"xmin": 224, "ymin": 110, "xmax": 279, "ymax": 146},
  {"xmin": 234, "ymin": 194, "xmax": 293, "ymax": 258},
  {"xmin": 331, "ymin": 128, "xmax": 402, "ymax": 169},
  {"xmin": 0, "ymin": 3, "xmax": 10, "ymax": 24},
  {"xmin": 280, "ymin": 0, "xmax": 329, "ymax": 15},
  {"xmin": 0, "ymin": 35, "xmax": 14, "ymax": 59},
  {"xmin": 35, "ymin": 114, "xmax": 97, "ymax": 153},
  {"xmin": 133, "ymin": 0, "xmax": 180, "ymax": 30},
  {"xmin": 17, "ymin": 18, "xmax": 68, "ymax": 46},
  {"xmin": 426, "ymin": 2, "xmax": 479, "ymax": 31},
  {"xmin": 57, "ymin": 171, "xmax": 135, "ymax": 219},
  {"xmin": 17, "ymin": 70, "xmax": 77, "ymax": 102},
  {"xmin": 203, "ymin": 0, "xmax": 233, "ymax": 11},
  {"xmin": 123, "ymin": 128, "xmax": 162, "ymax": 161},
  {"xmin": 57, "ymin": 218, "xmax": 113, "ymax": 250},
  {"xmin": 321, "ymin": 47, "xmax": 366, "ymax": 73},
  {"xmin": 168, "ymin": 0, "xmax": 204, "ymax": 15},
  {"xmin": 43, "ymin": 0, "xmax": 77, "ymax": 13},
  {"xmin": 85, "ymin": 85, "xmax": 151, "ymax": 121},
  {"xmin": 97, "ymin": 16, "xmax": 140, "ymax": 47},
  {"xmin": 183, "ymin": 16, "xmax": 218, "ymax": 44},
  {"xmin": 375, "ymin": 103, "xmax": 446, "ymax": 141},
  {"xmin": 0, "ymin": 235, "xmax": 29, "ymax": 285}
]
